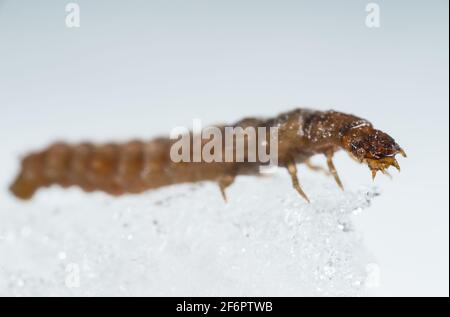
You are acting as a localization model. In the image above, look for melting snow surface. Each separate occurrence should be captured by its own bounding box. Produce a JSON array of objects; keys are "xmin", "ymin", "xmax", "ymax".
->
[{"xmin": 0, "ymin": 172, "xmax": 379, "ymax": 296}]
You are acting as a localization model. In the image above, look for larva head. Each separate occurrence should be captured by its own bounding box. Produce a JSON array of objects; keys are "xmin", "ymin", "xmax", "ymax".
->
[{"xmin": 342, "ymin": 127, "xmax": 406, "ymax": 179}]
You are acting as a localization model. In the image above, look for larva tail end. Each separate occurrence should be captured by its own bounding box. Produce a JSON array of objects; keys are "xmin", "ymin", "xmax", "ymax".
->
[{"xmin": 9, "ymin": 175, "xmax": 37, "ymax": 200}]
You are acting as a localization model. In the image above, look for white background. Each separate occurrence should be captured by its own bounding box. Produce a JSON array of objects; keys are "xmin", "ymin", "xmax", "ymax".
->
[{"xmin": 0, "ymin": 0, "xmax": 448, "ymax": 296}]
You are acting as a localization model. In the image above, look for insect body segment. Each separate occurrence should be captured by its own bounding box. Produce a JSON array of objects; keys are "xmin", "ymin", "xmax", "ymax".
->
[{"xmin": 10, "ymin": 108, "xmax": 405, "ymax": 202}]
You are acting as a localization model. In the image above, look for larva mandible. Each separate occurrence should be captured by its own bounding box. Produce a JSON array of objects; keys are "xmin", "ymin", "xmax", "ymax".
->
[{"xmin": 10, "ymin": 108, "xmax": 406, "ymax": 202}]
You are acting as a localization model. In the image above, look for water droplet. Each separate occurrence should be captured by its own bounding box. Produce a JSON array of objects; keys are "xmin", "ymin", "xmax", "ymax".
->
[{"xmin": 58, "ymin": 252, "xmax": 67, "ymax": 260}]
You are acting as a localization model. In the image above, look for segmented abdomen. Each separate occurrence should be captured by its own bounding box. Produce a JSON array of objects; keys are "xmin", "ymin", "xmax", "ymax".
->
[{"xmin": 10, "ymin": 139, "xmax": 178, "ymax": 200}]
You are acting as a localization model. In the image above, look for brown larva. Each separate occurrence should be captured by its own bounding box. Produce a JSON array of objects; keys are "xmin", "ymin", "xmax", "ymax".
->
[{"xmin": 9, "ymin": 108, "xmax": 406, "ymax": 202}]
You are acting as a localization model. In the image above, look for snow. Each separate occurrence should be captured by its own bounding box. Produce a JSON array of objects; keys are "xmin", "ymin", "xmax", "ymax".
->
[{"xmin": 0, "ymin": 171, "xmax": 379, "ymax": 296}]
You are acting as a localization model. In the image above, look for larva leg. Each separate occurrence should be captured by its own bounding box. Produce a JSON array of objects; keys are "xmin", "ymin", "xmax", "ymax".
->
[
  {"xmin": 381, "ymin": 169, "xmax": 393, "ymax": 179},
  {"xmin": 286, "ymin": 162, "xmax": 310, "ymax": 203},
  {"xmin": 326, "ymin": 151, "xmax": 344, "ymax": 190},
  {"xmin": 305, "ymin": 159, "xmax": 330, "ymax": 175},
  {"xmin": 218, "ymin": 174, "xmax": 235, "ymax": 202}
]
